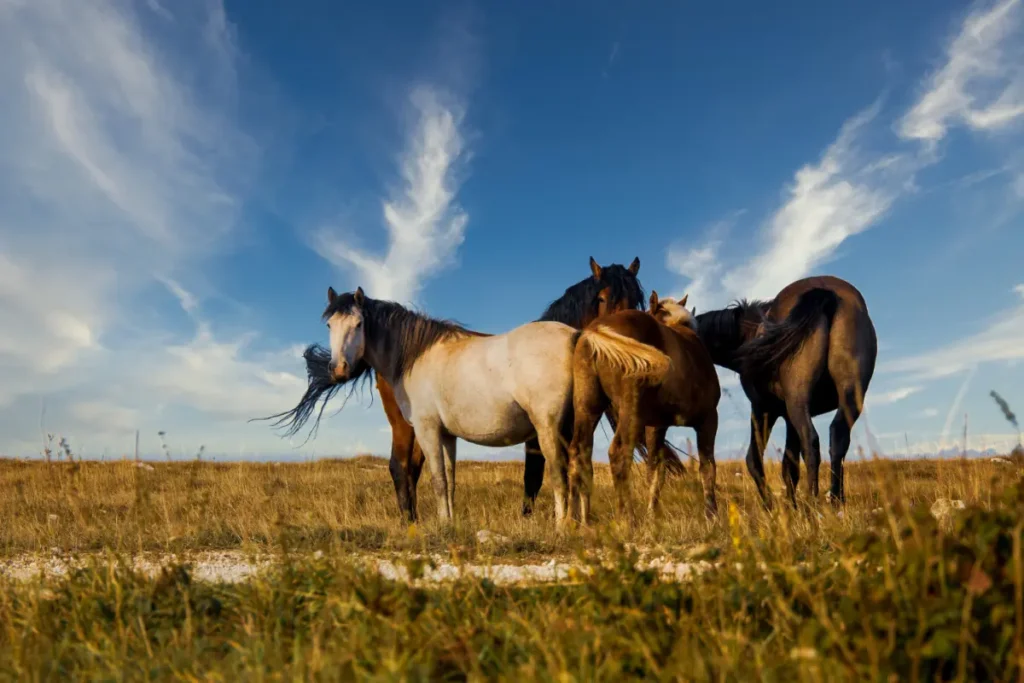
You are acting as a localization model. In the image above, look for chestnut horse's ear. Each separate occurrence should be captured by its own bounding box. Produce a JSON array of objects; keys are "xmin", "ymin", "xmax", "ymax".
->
[
  {"xmin": 649, "ymin": 290, "xmax": 660, "ymax": 311},
  {"xmin": 589, "ymin": 256, "xmax": 602, "ymax": 281},
  {"xmin": 327, "ymin": 286, "xmax": 338, "ymax": 304},
  {"xmin": 679, "ymin": 294, "xmax": 688, "ymax": 307},
  {"xmin": 628, "ymin": 257, "xmax": 640, "ymax": 275},
  {"xmin": 354, "ymin": 286, "xmax": 365, "ymax": 305}
]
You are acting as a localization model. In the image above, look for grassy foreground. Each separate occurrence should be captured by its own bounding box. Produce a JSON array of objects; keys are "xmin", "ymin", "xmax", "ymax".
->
[
  {"xmin": 0, "ymin": 456, "xmax": 1022, "ymax": 680},
  {"xmin": 0, "ymin": 455, "xmax": 1014, "ymax": 559}
]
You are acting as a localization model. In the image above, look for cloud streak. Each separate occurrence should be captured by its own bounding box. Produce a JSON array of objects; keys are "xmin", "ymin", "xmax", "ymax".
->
[
  {"xmin": 671, "ymin": 0, "xmax": 1024, "ymax": 308},
  {"xmin": 0, "ymin": 0, "xmax": 278, "ymax": 454},
  {"xmin": 313, "ymin": 86, "xmax": 472, "ymax": 303}
]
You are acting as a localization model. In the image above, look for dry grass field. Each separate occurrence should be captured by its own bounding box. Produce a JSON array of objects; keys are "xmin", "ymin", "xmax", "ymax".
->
[
  {"xmin": 1, "ymin": 453, "xmax": 1023, "ymax": 680},
  {"xmin": 0, "ymin": 454, "xmax": 1011, "ymax": 558}
]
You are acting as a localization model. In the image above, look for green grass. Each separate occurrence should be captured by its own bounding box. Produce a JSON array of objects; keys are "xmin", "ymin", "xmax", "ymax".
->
[{"xmin": 2, "ymin": 466, "xmax": 1023, "ymax": 681}]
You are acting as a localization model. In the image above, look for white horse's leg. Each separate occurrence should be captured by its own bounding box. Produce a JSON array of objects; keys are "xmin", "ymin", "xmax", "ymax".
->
[
  {"xmin": 536, "ymin": 423, "xmax": 569, "ymax": 528},
  {"xmin": 415, "ymin": 421, "xmax": 450, "ymax": 522},
  {"xmin": 441, "ymin": 433, "xmax": 457, "ymax": 521}
]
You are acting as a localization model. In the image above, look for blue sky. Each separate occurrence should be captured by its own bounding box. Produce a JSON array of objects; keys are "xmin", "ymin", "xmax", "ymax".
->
[{"xmin": 1, "ymin": 0, "xmax": 1022, "ymax": 461}]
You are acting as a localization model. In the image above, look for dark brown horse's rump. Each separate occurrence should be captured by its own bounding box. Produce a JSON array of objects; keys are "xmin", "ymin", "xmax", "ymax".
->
[{"xmin": 695, "ymin": 274, "xmax": 877, "ymax": 508}]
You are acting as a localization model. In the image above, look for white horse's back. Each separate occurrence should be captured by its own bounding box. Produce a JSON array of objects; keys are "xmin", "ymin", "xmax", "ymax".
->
[{"xmin": 406, "ymin": 321, "xmax": 577, "ymax": 448}]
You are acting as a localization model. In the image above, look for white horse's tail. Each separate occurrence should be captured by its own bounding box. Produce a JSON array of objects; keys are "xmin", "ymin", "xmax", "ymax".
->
[{"xmin": 579, "ymin": 325, "xmax": 671, "ymax": 384}]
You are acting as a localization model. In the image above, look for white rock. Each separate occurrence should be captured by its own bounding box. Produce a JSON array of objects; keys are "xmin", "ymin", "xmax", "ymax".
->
[
  {"xmin": 476, "ymin": 529, "xmax": 510, "ymax": 545},
  {"xmin": 930, "ymin": 498, "xmax": 966, "ymax": 520}
]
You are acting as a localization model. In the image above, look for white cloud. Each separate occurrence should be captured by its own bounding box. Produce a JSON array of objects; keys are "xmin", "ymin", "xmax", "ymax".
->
[
  {"xmin": 672, "ymin": 0, "xmax": 1024, "ymax": 307},
  {"xmin": 881, "ymin": 289, "xmax": 1024, "ymax": 380},
  {"xmin": 72, "ymin": 401, "xmax": 140, "ymax": 434},
  {"xmin": 867, "ymin": 386, "xmax": 923, "ymax": 407},
  {"xmin": 898, "ymin": 0, "xmax": 1024, "ymax": 143},
  {"xmin": 0, "ymin": 0, "xmax": 277, "ymax": 454},
  {"xmin": 918, "ymin": 408, "xmax": 941, "ymax": 418},
  {"xmin": 666, "ymin": 211, "xmax": 742, "ymax": 307},
  {"xmin": 722, "ymin": 102, "xmax": 912, "ymax": 301},
  {"xmin": 313, "ymin": 86, "xmax": 471, "ymax": 304}
]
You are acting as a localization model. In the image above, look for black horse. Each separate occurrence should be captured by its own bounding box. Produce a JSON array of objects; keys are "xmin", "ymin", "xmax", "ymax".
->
[{"xmin": 695, "ymin": 275, "xmax": 877, "ymax": 507}]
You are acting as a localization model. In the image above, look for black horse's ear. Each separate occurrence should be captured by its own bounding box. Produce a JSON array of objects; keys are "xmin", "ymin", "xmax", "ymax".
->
[
  {"xmin": 589, "ymin": 256, "xmax": 602, "ymax": 281},
  {"xmin": 327, "ymin": 286, "xmax": 338, "ymax": 304},
  {"xmin": 628, "ymin": 257, "xmax": 640, "ymax": 275},
  {"xmin": 354, "ymin": 286, "xmax": 365, "ymax": 305}
]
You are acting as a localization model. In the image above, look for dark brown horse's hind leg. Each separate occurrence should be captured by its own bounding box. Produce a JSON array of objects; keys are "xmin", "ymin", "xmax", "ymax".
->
[
  {"xmin": 828, "ymin": 386, "xmax": 861, "ymax": 505},
  {"xmin": 781, "ymin": 418, "xmax": 802, "ymax": 508},
  {"xmin": 695, "ymin": 413, "xmax": 719, "ymax": 519},
  {"xmin": 745, "ymin": 408, "xmax": 778, "ymax": 510},
  {"xmin": 786, "ymin": 402, "xmax": 821, "ymax": 500},
  {"xmin": 521, "ymin": 438, "xmax": 545, "ymax": 516}
]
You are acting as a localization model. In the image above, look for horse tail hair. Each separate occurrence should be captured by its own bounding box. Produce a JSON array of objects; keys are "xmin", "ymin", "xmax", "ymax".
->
[
  {"xmin": 738, "ymin": 288, "xmax": 839, "ymax": 379},
  {"xmin": 576, "ymin": 327, "xmax": 683, "ymax": 475},
  {"xmin": 579, "ymin": 325, "xmax": 672, "ymax": 384}
]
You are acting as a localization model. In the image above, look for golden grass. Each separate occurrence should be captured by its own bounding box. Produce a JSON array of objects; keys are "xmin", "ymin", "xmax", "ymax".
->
[{"xmin": 0, "ymin": 454, "xmax": 1012, "ymax": 560}]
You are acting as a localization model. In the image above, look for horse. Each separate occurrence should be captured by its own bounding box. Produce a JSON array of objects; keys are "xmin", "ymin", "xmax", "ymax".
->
[
  {"xmin": 568, "ymin": 291, "xmax": 720, "ymax": 525},
  {"xmin": 694, "ymin": 275, "xmax": 877, "ymax": 508},
  {"xmin": 296, "ymin": 286, "xmax": 582, "ymax": 527},
  {"xmin": 268, "ymin": 257, "xmax": 670, "ymax": 523},
  {"xmin": 388, "ymin": 257, "xmax": 656, "ymax": 521}
]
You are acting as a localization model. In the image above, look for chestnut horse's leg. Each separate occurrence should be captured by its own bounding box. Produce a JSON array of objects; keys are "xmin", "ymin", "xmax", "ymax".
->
[
  {"xmin": 377, "ymin": 375, "xmax": 421, "ymax": 522},
  {"xmin": 521, "ymin": 437, "xmax": 545, "ymax": 517},
  {"xmin": 644, "ymin": 425, "xmax": 669, "ymax": 517}
]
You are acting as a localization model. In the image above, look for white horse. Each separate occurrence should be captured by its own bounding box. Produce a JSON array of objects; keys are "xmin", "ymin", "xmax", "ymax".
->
[{"xmin": 321, "ymin": 286, "xmax": 578, "ymax": 526}]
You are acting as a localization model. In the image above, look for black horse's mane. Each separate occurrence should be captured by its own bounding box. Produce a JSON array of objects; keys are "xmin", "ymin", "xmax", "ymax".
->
[
  {"xmin": 695, "ymin": 299, "xmax": 768, "ymax": 345},
  {"xmin": 256, "ymin": 294, "xmax": 474, "ymax": 442},
  {"xmin": 539, "ymin": 264, "xmax": 646, "ymax": 325}
]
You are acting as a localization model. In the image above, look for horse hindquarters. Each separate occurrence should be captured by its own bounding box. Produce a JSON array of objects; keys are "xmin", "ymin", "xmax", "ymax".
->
[
  {"xmin": 568, "ymin": 342, "xmax": 605, "ymax": 526},
  {"xmin": 826, "ymin": 308, "xmax": 877, "ymax": 504}
]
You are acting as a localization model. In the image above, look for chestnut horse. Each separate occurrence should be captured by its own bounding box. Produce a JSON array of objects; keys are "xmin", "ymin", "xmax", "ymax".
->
[
  {"xmin": 694, "ymin": 275, "xmax": 877, "ymax": 508},
  {"xmin": 568, "ymin": 292, "xmax": 720, "ymax": 524}
]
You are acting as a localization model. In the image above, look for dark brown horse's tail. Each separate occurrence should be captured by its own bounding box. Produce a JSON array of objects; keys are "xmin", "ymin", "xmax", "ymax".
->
[{"xmin": 738, "ymin": 288, "xmax": 839, "ymax": 379}]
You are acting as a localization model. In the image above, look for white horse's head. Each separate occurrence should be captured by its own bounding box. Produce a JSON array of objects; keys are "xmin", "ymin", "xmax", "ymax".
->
[
  {"xmin": 649, "ymin": 291, "xmax": 697, "ymax": 332},
  {"xmin": 324, "ymin": 286, "xmax": 367, "ymax": 382}
]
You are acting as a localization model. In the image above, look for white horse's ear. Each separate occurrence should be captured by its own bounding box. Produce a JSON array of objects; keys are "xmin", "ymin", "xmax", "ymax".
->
[
  {"xmin": 649, "ymin": 290, "xmax": 659, "ymax": 310},
  {"xmin": 327, "ymin": 286, "xmax": 338, "ymax": 304},
  {"xmin": 679, "ymin": 294, "xmax": 688, "ymax": 307},
  {"xmin": 354, "ymin": 286, "xmax": 365, "ymax": 305},
  {"xmin": 589, "ymin": 256, "xmax": 602, "ymax": 281},
  {"xmin": 628, "ymin": 257, "xmax": 640, "ymax": 275}
]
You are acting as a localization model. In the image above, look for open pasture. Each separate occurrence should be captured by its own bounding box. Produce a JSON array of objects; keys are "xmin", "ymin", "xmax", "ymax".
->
[{"xmin": 1, "ymin": 455, "xmax": 1022, "ymax": 680}]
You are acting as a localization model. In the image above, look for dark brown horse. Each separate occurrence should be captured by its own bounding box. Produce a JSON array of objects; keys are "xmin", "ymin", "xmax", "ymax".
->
[
  {"xmin": 694, "ymin": 275, "xmax": 877, "ymax": 507},
  {"xmin": 568, "ymin": 292, "xmax": 721, "ymax": 523},
  {"xmin": 265, "ymin": 257, "xmax": 679, "ymax": 522}
]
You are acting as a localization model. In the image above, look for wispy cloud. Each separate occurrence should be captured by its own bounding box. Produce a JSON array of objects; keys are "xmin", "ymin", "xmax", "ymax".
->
[
  {"xmin": 666, "ymin": 211, "xmax": 742, "ymax": 306},
  {"xmin": 0, "ymin": 0, "xmax": 274, "ymax": 452},
  {"xmin": 881, "ymin": 285, "xmax": 1024, "ymax": 380},
  {"xmin": 898, "ymin": 0, "xmax": 1024, "ymax": 144},
  {"xmin": 672, "ymin": 0, "xmax": 1024, "ymax": 307},
  {"xmin": 313, "ymin": 85, "xmax": 472, "ymax": 303},
  {"xmin": 867, "ymin": 386, "xmax": 923, "ymax": 407}
]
